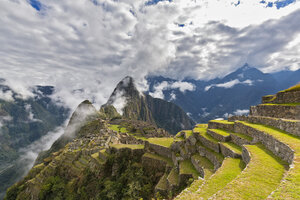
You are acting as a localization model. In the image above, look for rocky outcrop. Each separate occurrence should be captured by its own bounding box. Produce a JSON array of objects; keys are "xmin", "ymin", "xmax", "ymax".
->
[{"xmin": 262, "ymin": 91, "xmax": 300, "ymax": 104}]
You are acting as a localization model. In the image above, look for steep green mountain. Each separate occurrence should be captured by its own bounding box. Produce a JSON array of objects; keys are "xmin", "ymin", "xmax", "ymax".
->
[
  {"xmin": 102, "ymin": 76, "xmax": 195, "ymax": 134},
  {"xmin": 0, "ymin": 84, "xmax": 69, "ymax": 199},
  {"xmin": 34, "ymin": 100, "xmax": 99, "ymax": 165}
]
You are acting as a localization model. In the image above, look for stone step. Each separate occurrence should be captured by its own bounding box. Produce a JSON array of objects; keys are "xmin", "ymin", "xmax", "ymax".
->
[
  {"xmin": 167, "ymin": 168, "xmax": 180, "ymax": 193},
  {"xmin": 179, "ymin": 159, "xmax": 200, "ymax": 186},
  {"xmin": 155, "ymin": 173, "xmax": 169, "ymax": 197},
  {"xmin": 142, "ymin": 152, "xmax": 173, "ymax": 173},
  {"xmin": 262, "ymin": 88, "xmax": 300, "ymax": 104},
  {"xmin": 212, "ymin": 144, "xmax": 287, "ymax": 200},
  {"xmin": 230, "ymin": 131, "xmax": 253, "ymax": 146},
  {"xmin": 219, "ymin": 142, "xmax": 242, "ymax": 158},
  {"xmin": 194, "ymin": 128, "xmax": 220, "ymax": 153},
  {"xmin": 196, "ymin": 141, "xmax": 224, "ymax": 170},
  {"xmin": 191, "ymin": 154, "xmax": 214, "ymax": 178},
  {"xmin": 233, "ymin": 122, "xmax": 300, "ymax": 199},
  {"xmin": 207, "ymin": 129, "xmax": 231, "ymax": 142},
  {"xmin": 230, "ymin": 115, "xmax": 300, "ymax": 137},
  {"xmin": 208, "ymin": 120, "xmax": 234, "ymax": 132},
  {"xmin": 250, "ymin": 104, "xmax": 300, "ymax": 120},
  {"xmin": 234, "ymin": 121, "xmax": 297, "ymax": 164},
  {"xmin": 179, "ymin": 158, "xmax": 245, "ymax": 200}
]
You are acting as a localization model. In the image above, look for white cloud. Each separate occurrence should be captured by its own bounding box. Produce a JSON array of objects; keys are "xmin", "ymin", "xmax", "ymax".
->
[
  {"xmin": 24, "ymin": 104, "xmax": 42, "ymax": 123},
  {"xmin": 0, "ymin": 0, "xmax": 299, "ymax": 111},
  {"xmin": 0, "ymin": 90, "xmax": 14, "ymax": 102},
  {"xmin": 149, "ymin": 80, "xmax": 195, "ymax": 99},
  {"xmin": 205, "ymin": 79, "xmax": 254, "ymax": 91},
  {"xmin": 233, "ymin": 109, "xmax": 249, "ymax": 115}
]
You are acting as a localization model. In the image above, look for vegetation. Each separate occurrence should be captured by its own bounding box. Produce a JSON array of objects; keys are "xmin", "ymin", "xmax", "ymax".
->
[
  {"xmin": 213, "ymin": 144, "xmax": 287, "ymax": 199},
  {"xmin": 209, "ymin": 128, "xmax": 231, "ymax": 137},
  {"xmin": 230, "ymin": 131, "xmax": 253, "ymax": 141},
  {"xmin": 262, "ymin": 103, "xmax": 300, "ymax": 106},
  {"xmin": 209, "ymin": 120, "xmax": 234, "ymax": 125},
  {"xmin": 167, "ymin": 168, "xmax": 179, "ymax": 186},
  {"xmin": 110, "ymin": 144, "xmax": 144, "ymax": 150},
  {"xmin": 221, "ymin": 142, "xmax": 242, "ymax": 154},
  {"xmin": 281, "ymin": 83, "xmax": 300, "ymax": 93},
  {"xmin": 179, "ymin": 160, "xmax": 200, "ymax": 179},
  {"xmin": 147, "ymin": 137, "xmax": 174, "ymax": 148}
]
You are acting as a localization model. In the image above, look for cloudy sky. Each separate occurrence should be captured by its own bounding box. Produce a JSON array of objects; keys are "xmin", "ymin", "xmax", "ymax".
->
[{"xmin": 0, "ymin": 0, "xmax": 299, "ymax": 110}]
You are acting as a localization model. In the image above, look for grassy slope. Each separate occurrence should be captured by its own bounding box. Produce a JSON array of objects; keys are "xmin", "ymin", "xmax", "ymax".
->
[
  {"xmin": 209, "ymin": 129, "xmax": 231, "ymax": 137},
  {"xmin": 240, "ymin": 121, "xmax": 300, "ymax": 199},
  {"xmin": 221, "ymin": 142, "xmax": 242, "ymax": 154},
  {"xmin": 176, "ymin": 158, "xmax": 244, "ymax": 200},
  {"xmin": 213, "ymin": 144, "xmax": 287, "ymax": 200},
  {"xmin": 179, "ymin": 160, "xmax": 200, "ymax": 179}
]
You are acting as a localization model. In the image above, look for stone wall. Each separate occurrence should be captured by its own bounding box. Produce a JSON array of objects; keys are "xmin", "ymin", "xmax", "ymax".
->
[
  {"xmin": 262, "ymin": 91, "xmax": 300, "ymax": 104},
  {"xmin": 242, "ymin": 146, "xmax": 251, "ymax": 164},
  {"xmin": 207, "ymin": 129, "xmax": 231, "ymax": 142},
  {"xmin": 196, "ymin": 134, "xmax": 220, "ymax": 153},
  {"xmin": 229, "ymin": 115, "xmax": 300, "ymax": 137},
  {"xmin": 230, "ymin": 133, "xmax": 253, "ymax": 146},
  {"xmin": 197, "ymin": 145, "xmax": 222, "ymax": 170},
  {"xmin": 250, "ymin": 105, "xmax": 300, "ymax": 120},
  {"xmin": 219, "ymin": 143, "xmax": 241, "ymax": 158},
  {"xmin": 145, "ymin": 141, "xmax": 173, "ymax": 158},
  {"xmin": 234, "ymin": 122, "xmax": 294, "ymax": 164},
  {"xmin": 191, "ymin": 156, "xmax": 205, "ymax": 178},
  {"xmin": 142, "ymin": 155, "xmax": 169, "ymax": 172},
  {"xmin": 208, "ymin": 121, "xmax": 234, "ymax": 132}
]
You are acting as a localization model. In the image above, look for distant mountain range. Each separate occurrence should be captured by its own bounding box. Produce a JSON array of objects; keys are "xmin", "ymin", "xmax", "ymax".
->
[
  {"xmin": 0, "ymin": 83, "xmax": 69, "ymax": 199},
  {"xmin": 146, "ymin": 64, "xmax": 300, "ymax": 122}
]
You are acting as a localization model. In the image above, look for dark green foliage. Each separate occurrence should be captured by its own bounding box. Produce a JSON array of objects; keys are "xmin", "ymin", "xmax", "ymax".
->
[{"xmin": 39, "ymin": 176, "xmax": 66, "ymax": 200}]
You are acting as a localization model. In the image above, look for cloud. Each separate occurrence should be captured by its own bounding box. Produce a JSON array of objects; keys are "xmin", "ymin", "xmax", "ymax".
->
[
  {"xmin": 24, "ymin": 104, "xmax": 42, "ymax": 123},
  {"xmin": 0, "ymin": 90, "xmax": 14, "ymax": 102},
  {"xmin": 233, "ymin": 109, "xmax": 249, "ymax": 115},
  {"xmin": 149, "ymin": 81, "xmax": 195, "ymax": 99},
  {"xmin": 205, "ymin": 79, "xmax": 253, "ymax": 91},
  {"xmin": 0, "ymin": 0, "xmax": 299, "ymax": 111},
  {"xmin": 17, "ymin": 124, "xmax": 66, "ymax": 173}
]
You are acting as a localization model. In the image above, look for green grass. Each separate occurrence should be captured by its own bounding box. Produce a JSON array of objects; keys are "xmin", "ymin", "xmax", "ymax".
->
[
  {"xmin": 110, "ymin": 144, "xmax": 144, "ymax": 150},
  {"xmin": 91, "ymin": 152, "xmax": 105, "ymax": 165},
  {"xmin": 221, "ymin": 142, "xmax": 242, "ymax": 155},
  {"xmin": 197, "ymin": 128, "xmax": 219, "ymax": 144},
  {"xmin": 184, "ymin": 130, "xmax": 193, "ymax": 138},
  {"xmin": 167, "ymin": 168, "xmax": 179, "ymax": 186},
  {"xmin": 195, "ymin": 124, "xmax": 208, "ymax": 128},
  {"xmin": 143, "ymin": 152, "xmax": 173, "ymax": 166},
  {"xmin": 230, "ymin": 131, "xmax": 253, "ymax": 141},
  {"xmin": 262, "ymin": 103, "xmax": 300, "ymax": 106},
  {"xmin": 209, "ymin": 129, "xmax": 231, "ymax": 137},
  {"xmin": 238, "ymin": 122, "xmax": 300, "ymax": 199},
  {"xmin": 209, "ymin": 120, "xmax": 234, "ymax": 125},
  {"xmin": 176, "ymin": 158, "xmax": 244, "ymax": 200},
  {"xmin": 147, "ymin": 137, "xmax": 174, "ymax": 148},
  {"xmin": 156, "ymin": 173, "xmax": 168, "ymax": 190},
  {"xmin": 191, "ymin": 154, "xmax": 214, "ymax": 177},
  {"xmin": 281, "ymin": 83, "xmax": 300, "ymax": 93},
  {"xmin": 213, "ymin": 144, "xmax": 288, "ymax": 200},
  {"xmin": 179, "ymin": 160, "xmax": 200, "ymax": 179},
  {"xmin": 195, "ymin": 158, "xmax": 245, "ymax": 199},
  {"xmin": 108, "ymin": 124, "xmax": 129, "ymax": 133}
]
